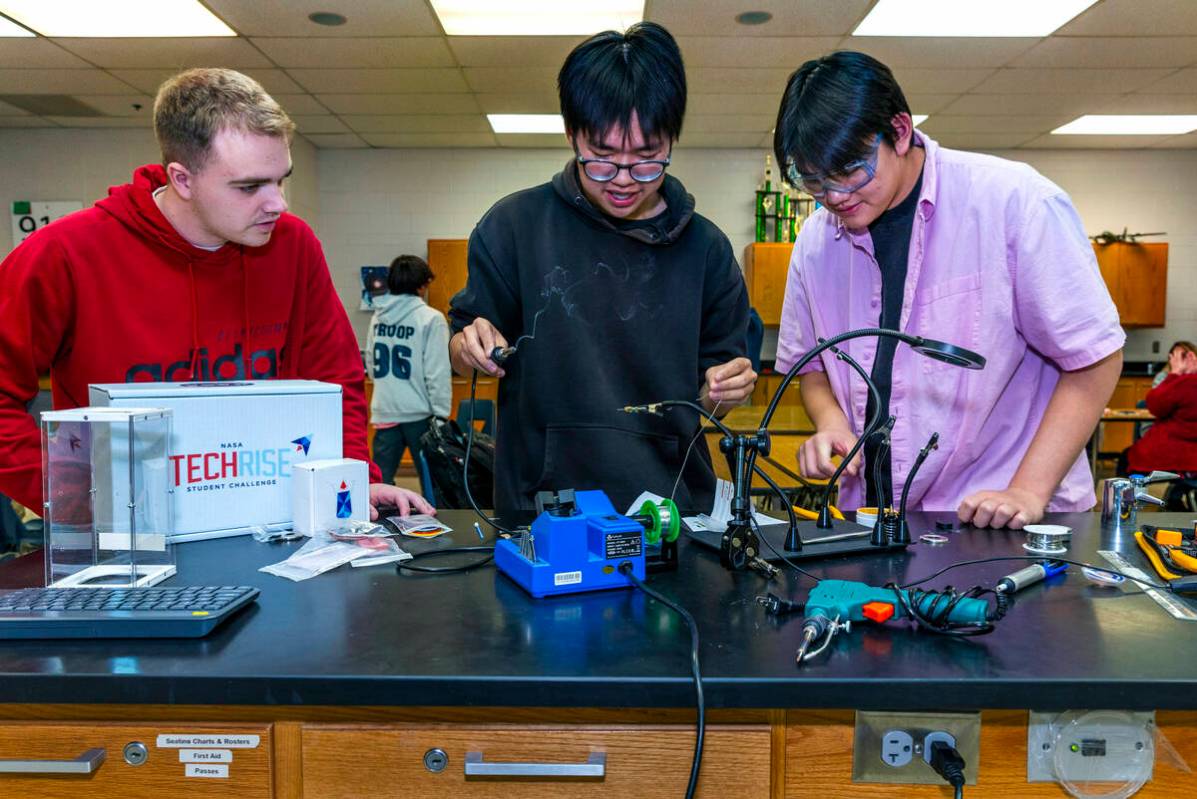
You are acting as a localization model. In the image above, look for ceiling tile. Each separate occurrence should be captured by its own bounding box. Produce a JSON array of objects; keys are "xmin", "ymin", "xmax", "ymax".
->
[
  {"xmin": 251, "ymin": 37, "xmax": 454, "ymax": 68},
  {"xmin": 448, "ymin": 36, "xmax": 584, "ymax": 67},
  {"xmin": 676, "ymin": 37, "xmax": 839, "ymax": 68},
  {"xmin": 44, "ymin": 116, "xmax": 148, "ymax": 128},
  {"xmin": 685, "ymin": 114, "xmax": 776, "ymax": 133},
  {"xmin": 70, "ymin": 95, "xmax": 154, "ymax": 117},
  {"xmin": 0, "ymin": 39, "xmax": 91, "ymax": 69},
  {"xmin": 203, "ymin": 0, "xmax": 442, "ymax": 37},
  {"xmin": 495, "ymin": 133, "xmax": 571, "ymax": 148},
  {"xmin": 677, "ymin": 132, "xmax": 770, "ymax": 148},
  {"xmin": 474, "ymin": 93, "xmax": 559, "ymax": 114},
  {"xmin": 1055, "ymin": 0, "xmax": 1197, "ymax": 36},
  {"xmin": 940, "ymin": 93, "xmax": 1122, "ymax": 116},
  {"xmin": 842, "ymin": 36, "xmax": 1039, "ymax": 68},
  {"xmin": 1150, "ymin": 132, "xmax": 1197, "ymax": 148},
  {"xmin": 689, "ymin": 93, "xmax": 781, "ymax": 115},
  {"xmin": 273, "ymin": 93, "xmax": 330, "ymax": 115},
  {"xmin": 649, "ymin": 0, "xmax": 872, "ymax": 36},
  {"xmin": 292, "ymin": 115, "xmax": 350, "ymax": 134},
  {"xmin": 0, "ymin": 69, "xmax": 132, "ymax": 94},
  {"xmin": 929, "ymin": 132, "xmax": 1041, "ymax": 150},
  {"xmin": 687, "ymin": 68, "xmax": 792, "ymax": 94},
  {"xmin": 110, "ymin": 68, "xmax": 304, "ymax": 95},
  {"xmin": 1098, "ymin": 94, "xmax": 1197, "ymax": 114},
  {"xmin": 52, "ymin": 38, "xmax": 272, "ymax": 69},
  {"xmin": 1136, "ymin": 68, "xmax": 1197, "ymax": 93},
  {"xmin": 0, "ymin": 115, "xmax": 55, "ymax": 127},
  {"xmin": 341, "ymin": 114, "xmax": 490, "ymax": 133},
  {"xmin": 0, "ymin": 98, "xmax": 31, "ymax": 115},
  {"xmin": 920, "ymin": 114, "xmax": 1072, "ymax": 134},
  {"xmin": 302, "ymin": 133, "xmax": 368, "ymax": 149},
  {"xmin": 288, "ymin": 68, "xmax": 468, "ymax": 94},
  {"xmin": 971, "ymin": 68, "xmax": 1174, "ymax": 94},
  {"xmin": 890, "ymin": 68, "xmax": 994, "ymax": 94},
  {"xmin": 318, "ymin": 93, "xmax": 481, "ymax": 114},
  {"xmin": 463, "ymin": 67, "xmax": 558, "ymax": 94},
  {"xmin": 1019, "ymin": 133, "xmax": 1176, "ymax": 149},
  {"xmin": 360, "ymin": 132, "xmax": 498, "ymax": 148},
  {"xmin": 1012, "ymin": 37, "xmax": 1197, "ymax": 69},
  {"xmin": 904, "ymin": 93, "xmax": 965, "ymax": 115}
]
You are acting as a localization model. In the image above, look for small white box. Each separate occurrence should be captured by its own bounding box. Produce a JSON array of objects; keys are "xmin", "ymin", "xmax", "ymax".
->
[
  {"xmin": 89, "ymin": 380, "xmax": 343, "ymax": 541},
  {"xmin": 292, "ymin": 459, "xmax": 369, "ymax": 535}
]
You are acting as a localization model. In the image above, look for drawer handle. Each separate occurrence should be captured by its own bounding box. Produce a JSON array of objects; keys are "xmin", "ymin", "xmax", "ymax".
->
[
  {"xmin": 464, "ymin": 751, "xmax": 605, "ymax": 779},
  {"xmin": 0, "ymin": 747, "xmax": 106, "ymax": 774}
]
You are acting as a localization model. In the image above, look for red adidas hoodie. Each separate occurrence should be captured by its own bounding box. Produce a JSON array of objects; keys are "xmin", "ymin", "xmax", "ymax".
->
[{"xmin": 0, "ymin": 164, "xmax": 379, "ymax": 512}]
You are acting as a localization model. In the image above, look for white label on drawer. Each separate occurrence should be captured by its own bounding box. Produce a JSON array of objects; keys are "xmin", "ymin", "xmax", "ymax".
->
[
  {"xmin": 185, "ymin": 763, "xmax": 229, "ymax": 779},
  {"xmin": 179, "ymin": 749, "xmax": 233, "ymax": 763},
  {"xmin": 554, "ymin": 570, "xmax": 582, "ymax": 586},
  {"xmin": 158, "ymin": 734, "xmax": 260, "ymax": 749}
]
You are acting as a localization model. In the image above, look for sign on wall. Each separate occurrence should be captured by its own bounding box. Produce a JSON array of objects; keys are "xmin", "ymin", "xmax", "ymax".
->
[{"xmin": 10, "ymin": 200, "xmax": 83, "ymax": 250}]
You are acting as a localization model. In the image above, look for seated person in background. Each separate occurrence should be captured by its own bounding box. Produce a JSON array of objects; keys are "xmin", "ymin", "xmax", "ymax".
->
[
  {"xmin": 0, "ymin": 68, "xmax": 431, "ymax": 519},
  {"xmin": 449, "ymin": 22, "xmax": 754, "ymax": 512},
  {"xmin": 367, "ymin": 255, "xmax": 451, "ymax": 486},
  {"xmin": 772, "ymin": 51, "xmax": 1124, "ymax": 529},
  {"xmin": 1124, "ymin": 342, "xmax": 1197, "ymax": 484}
]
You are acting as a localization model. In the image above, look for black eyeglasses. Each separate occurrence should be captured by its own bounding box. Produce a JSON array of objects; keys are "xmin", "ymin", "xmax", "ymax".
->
[{"xmin": 575, "ymin": 149, "xmax": 672, "ymax": 183}]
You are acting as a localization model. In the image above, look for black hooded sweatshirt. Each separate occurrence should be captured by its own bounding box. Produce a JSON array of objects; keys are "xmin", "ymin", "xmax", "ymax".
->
[{"xmin": 449, "ymin": 161, "xmax": 749, "ymax": 512}]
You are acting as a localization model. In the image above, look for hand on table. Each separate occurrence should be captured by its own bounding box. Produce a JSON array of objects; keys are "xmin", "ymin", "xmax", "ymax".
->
[
  {"xmin": 957, "ymin": 487, "xmax": 1045, "ymax": 529},
  {"xmin": 369, "ymin": 483, "xmax": 436, "ymax": 520}
]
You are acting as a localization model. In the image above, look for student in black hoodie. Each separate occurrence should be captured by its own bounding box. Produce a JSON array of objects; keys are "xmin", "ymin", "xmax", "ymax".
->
[{"xmin": 449, "ymin": 22, "xmax": 754, "ymax": 512}]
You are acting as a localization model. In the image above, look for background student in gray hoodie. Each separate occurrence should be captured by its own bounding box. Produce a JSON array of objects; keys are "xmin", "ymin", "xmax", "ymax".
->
[{"xmin": 367, "ymin": 255, "xmax": 452, "ymax": 485}]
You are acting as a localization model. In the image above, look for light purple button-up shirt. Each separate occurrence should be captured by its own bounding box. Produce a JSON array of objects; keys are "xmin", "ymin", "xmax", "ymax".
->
[{"xmin": 776, "ymin": 132, "xmax": 1124, "ymax": 512}]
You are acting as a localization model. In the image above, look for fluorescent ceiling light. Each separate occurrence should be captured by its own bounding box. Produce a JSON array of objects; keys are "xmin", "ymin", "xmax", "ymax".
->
[
  {"xmin": 913, "ymin": 114, "xmax": 929, "ymax": 126},
  {"xmin": 1052, "ymin": 115, "xmax": 1197, "ymax": 135},
  {"xmin": 488, "ymin": 114, "xmax": 565, "ymax": 134},
  {"xmin": 432, "ymin": 0, "xmax": 644, "ymax": 36},
  {"xmin": 854, "ymin": 0, "xmax": 1097, "ymax": 37},
  {"xmin": 0, "ymin": 14, "xmax": 32, "ymax": 35},
  {"xmin": 0, "ymin": 0, "xmax": 235, "ymax": 37}
]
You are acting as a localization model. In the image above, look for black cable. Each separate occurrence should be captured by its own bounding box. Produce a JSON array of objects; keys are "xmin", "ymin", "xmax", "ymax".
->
[
  {"xmin": 396, "ymin": 546, "xmax": 495, "ymax": 574},
  {"xmin": 898, "ymin": 432, "xmax": 939, "ymax": 520},
  {"xmin": 619, "ymin": 563, "xmax": 704, "ymax": 799},
  {"xmin": 463, "ymin": 369, "xmax": 518, "ymax": 537},
  {"xmin": 899, "ymin": 555, "xmax": 1171, "ymax": 592}
]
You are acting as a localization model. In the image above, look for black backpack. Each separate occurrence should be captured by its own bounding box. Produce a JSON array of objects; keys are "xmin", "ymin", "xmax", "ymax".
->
[{"xmin": 419, "ymin": 418, "xmax": 495, "ymax": 509}]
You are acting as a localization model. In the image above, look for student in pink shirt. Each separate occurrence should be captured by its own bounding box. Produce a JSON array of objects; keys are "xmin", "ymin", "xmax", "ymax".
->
[{"xmin": 772, "ymin": 52, "xmax": 1124, "ymax": 529}]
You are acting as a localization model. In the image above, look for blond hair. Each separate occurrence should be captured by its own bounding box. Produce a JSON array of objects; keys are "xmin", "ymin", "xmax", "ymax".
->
[{"xmin": 153, "ymin": 68, "xmax": 295, "ymax": 171}]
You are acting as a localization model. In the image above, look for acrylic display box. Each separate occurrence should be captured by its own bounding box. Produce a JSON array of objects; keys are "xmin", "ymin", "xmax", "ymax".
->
[{"xmin": 41, "ymin": 407, "xmax": 176, "ymax": 588}]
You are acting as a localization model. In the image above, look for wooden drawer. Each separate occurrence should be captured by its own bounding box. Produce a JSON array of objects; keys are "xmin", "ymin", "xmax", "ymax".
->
[
  {"xmin": 0, "ymin": 722, "xmax": 271, "ymax": 798},
  {"xmin": 301, "ymin": 723, "xmax": 772, "ymax": 798}
]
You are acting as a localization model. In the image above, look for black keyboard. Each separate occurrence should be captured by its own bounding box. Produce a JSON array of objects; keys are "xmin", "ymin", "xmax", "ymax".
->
[{"xmin": 0, "ymin": 586, "xmax": 259, "ymax": 639}]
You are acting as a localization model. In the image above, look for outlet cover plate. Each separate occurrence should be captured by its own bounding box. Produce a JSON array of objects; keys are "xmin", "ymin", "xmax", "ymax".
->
[{"xmin": 853, "ymin": 710, "xmax": 980, "ymax": 785}]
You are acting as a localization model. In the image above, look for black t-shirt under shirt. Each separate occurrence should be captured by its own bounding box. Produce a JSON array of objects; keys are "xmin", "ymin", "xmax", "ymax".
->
[{"xmin": 863, "ymin": 169, "xmax": 924, "ymax": 508}]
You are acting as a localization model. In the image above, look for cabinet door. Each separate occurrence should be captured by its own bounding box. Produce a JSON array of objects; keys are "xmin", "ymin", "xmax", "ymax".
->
[
  {"xmin": 301, "ymin": 724, "xmax": 771, "ymax": 799},
  {"xmin": 0, "ymin": 722, "xmax": 271, "ymax": 799},
  {"xmin": 1093, "ymin": 242, "xmax": 1168, "ymax": 328},
  {"xmin": 427, "ymin": 239, "xmax": 469, "ymax": 317},
  {"xmin": 744, "ymin": 243, "xmax": 794, "ymax": 326}
]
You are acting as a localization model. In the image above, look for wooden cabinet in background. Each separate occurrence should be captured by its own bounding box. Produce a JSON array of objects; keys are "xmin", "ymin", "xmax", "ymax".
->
[
  {"xmin": 742, "ymin": 242, "xmax": 793, "ymax": 326},
  {"xmin": 1093, "ymin": 241, "xmax": 1167, "ymax": 328},
  {"xmin": 427, "ymin": 238, "xmax": 469, "ymax": 317},
  {"xmin": 1101, "ymin": 375, "xmax": 1155, "ymax": 454}
]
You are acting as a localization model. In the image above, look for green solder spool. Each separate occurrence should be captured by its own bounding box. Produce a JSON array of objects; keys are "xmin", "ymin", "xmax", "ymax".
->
[{"xmin": 635, "ymin": 498, "xmax": 681, "ymax": 545}]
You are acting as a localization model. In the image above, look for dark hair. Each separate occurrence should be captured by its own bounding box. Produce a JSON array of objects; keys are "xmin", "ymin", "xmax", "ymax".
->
[
  {"xmin": 558, "ymin": 21, "xmax": 686, "ymax": 146},
  {"xmin": 387, "ymin": 255, "xmax": 433, "ymax": 295},
  {"xmin": 773, "ymin": 51, "xmax": 911, "ymax": 181}
]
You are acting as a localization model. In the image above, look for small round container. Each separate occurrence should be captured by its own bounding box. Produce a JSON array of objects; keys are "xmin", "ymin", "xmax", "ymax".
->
[
  {"xmin": 855, "ymin": 506, "xmax": 879, "ymax": 529},
  {"xmin": 1023, "ymin": 524, "xmax": 1072, "ymax": 555}
]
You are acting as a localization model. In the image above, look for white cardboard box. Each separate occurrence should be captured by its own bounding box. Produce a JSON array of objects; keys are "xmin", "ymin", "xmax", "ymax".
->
[
  {"xmin": 89, "ymin": 381, "xmax": 342, "ymax": 541},
  {"xmin": 292, "ymin": 459, "xmax": 369, "ymax": 535}
]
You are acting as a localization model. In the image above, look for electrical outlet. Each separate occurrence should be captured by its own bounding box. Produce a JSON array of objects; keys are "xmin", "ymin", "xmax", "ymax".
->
[
  {"xmin": 880, "ymin": 730, "xmax": 914, "ymax": 767},
  {"xmin": 853, "ymin": 711, "xmax": 980, "ymax": 785}
]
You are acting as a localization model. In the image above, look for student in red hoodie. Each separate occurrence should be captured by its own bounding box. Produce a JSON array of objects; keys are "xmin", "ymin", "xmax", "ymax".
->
[
  {"xmin": 1126, "ymin": 342, "xmax": 1197, "ymax": 478},
  {"xmin": 0, "ymin": 68, "xmax": 431, "ymax": 520}
]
